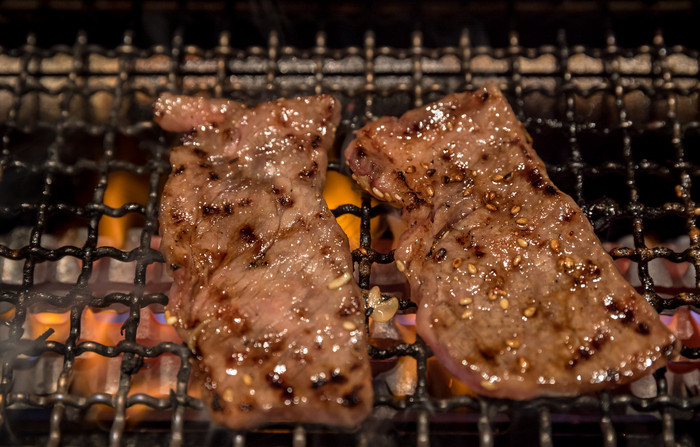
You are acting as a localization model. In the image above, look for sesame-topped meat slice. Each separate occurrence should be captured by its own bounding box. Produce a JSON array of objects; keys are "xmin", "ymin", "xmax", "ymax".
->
[
  {"xmin": 345, "ymin": 84, "xmax": 675, "ymax": 399},
  {"xmin": 157, "ymin": 94, "xmax": 372, "ymax": 428}
]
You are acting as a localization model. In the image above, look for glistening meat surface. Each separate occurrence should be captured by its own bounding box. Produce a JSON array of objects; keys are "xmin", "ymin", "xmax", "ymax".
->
[
  {"xmin": 345, "ymin": 85, "xmax": 675, "ymax": 399},
  {"xmin": 156, "ymin": 94, "xmax": 372, "ymax": 428}
]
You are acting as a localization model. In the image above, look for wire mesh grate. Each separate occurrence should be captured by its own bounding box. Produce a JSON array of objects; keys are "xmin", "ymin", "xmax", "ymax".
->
[{"xmin": 1, "ymin": 14, "xmax": 700, "ymax": 447}]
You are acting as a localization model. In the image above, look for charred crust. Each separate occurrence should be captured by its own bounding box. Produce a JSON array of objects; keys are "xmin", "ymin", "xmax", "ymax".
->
[
  {"xmin": 397, "ymin": 170, "xmax": 406, "ymax": 182},
  {"xmin": 229, "ymin": 157, "xmax": 239, "ymax": 164},
  {"xmin": 544, "ymin": 185, "xmax": 558, "ymax": 196},
  {"xmin": 480, "ymin": 90, "xmax": 490, "ymax": 102},
  {"xmin": 202, "ymin": 205, "xmax": 219, "ymax": 216},
  {"xmin": 174, "ymin": 165, "xmax": 186, "ymax": 175},
  {"xmin": 193, "ymin": 148, "xmax": 207, "ymax": 158},
  {"xmin": 509, "ymin": 137, "xmax": 521, "ymax": 146},
  {"xmin": 209, "ymin": 172, "xmax": 220, "ymax": 181},
  {"xmin": 239, "ymin": 225, "xmax": 257, "ymax": 244},
  {"xmin": 443, "ymin": 175, "xmax": 451, "ymax": 184},
  {"xmin": 239, "ymin": 402, "xmax": 253, "ymax": 412},
  {"xmin": 238, "ymin": 198, "xmax": 252, "ymax": 207},
  {"xmin": 478, "ymin": 347, "xmax": 497, "ymax": 364},
  {"xmin": 481, "ymin": 153, "xmax": 489, "ymax": 161},
  {"xmin": 311, "ymin": 135, "xmax": 322, "ymax": 148},
  {"xmin": 567, "ymin": 331, "xmax": 610, "ymax": 369},
  {"xmin": 172, "ymin": 211, "xmax": 186, "ymax": 224},
  {"xmin": 426, "ymin": 169, "xmax": 436, "ymax": 177},
  {"xmin": 527, "ymin": 168, "xmax": 544, "ymax": 189},
  {"xmin": 299, "ymin": 161, "xmax": 319, "ymax": 179},
  {"xmin": 356, "ymin": 146, "xmax": 367, "ymax": 158},
  {"xmin": 224, "ymin": 204, "xmax": 233, "ymax": 214},
  {"xmin": 311, "ymin": 376, "xmax": 327, "ymax": 389},
  {"xmin": 211, "ymin": 392, "xmax": 223, "ymax": 412},
  {"xmin": 278, "ymin": 195, "xmax": 294, "ymax": 207},
  {"xmin": 474, "ymin": 247, "xmax": 485, "ymax": 258},
  {"xmin": 636, "ymin": 322, "xmax": 650, "ymax": 335},
  {"xmin": 442, "ymin": 152, "xmax": 452, "ymax": 161},
  {"xmin": 341, "ymin": 386, "xmax": 363, "ymax": 407},
  {"xmin": 331, "ymin": 369, "xmax": 348, "ymax": 384},
  {"xmin": 199, "ymin": 162, "xmax": 212, "ymax": 169}
]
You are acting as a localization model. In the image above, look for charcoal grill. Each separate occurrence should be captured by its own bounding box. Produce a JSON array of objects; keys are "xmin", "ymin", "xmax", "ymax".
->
[{"xmin": 1, "ymin": 1, "xmax": 700, "ymax": 446}]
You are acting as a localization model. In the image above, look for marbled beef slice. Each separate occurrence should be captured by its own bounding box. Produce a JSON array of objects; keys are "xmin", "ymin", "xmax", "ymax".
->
[
  {"xmin": 345, "ymin": 84, "xmax": 675, "ymax": 399},
  {"xmin": 156, "ymin": 94, "xmax": 372, "ymax": 427}
]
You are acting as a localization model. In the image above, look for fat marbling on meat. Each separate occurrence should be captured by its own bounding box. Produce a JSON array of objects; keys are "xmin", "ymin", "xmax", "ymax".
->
[
  {"xmin": 156, "ymin": 93, "xmax": 372, "ymax": 427},
  {"xmin": 345, "ymin": 84, "xmax": 675, "ymax": 399}
]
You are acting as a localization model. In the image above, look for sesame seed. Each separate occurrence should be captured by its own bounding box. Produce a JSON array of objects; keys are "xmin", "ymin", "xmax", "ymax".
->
[
  {"xmin": 372, "ymin": 297, "xmax": 399, "ymax": 323},
  {"xmin": 420, "ymin": 162, "xmax": 429, "ymax": 169},
  {"xmin": 243, "ymin": 374, "xmax": 253, "ymax": 386},
  {"xmin": 463, "ymin": 187, "xmax": 473, "ymax": 196},
  {"xmin": 480, "ymin": 380, "xmax": 498, "ymax": 391},
  {"xmin": 164, "ymin": 311, "xmax": 177, "ymax": 326},
  {"xmin": 516, "ymin": 218, "xmax": 527, "ymax": 225},
  {"xmin": 510, "ymin": 205, "xmax": 521, "ymax": 215},
  {"xmin": 426, "ymin": 185, "xmax": 435, "ymax": 197},
  {"xmin": 519, "ymin": 357, "xmax": 530, "ymax": 371},
  {"xmin": 550, "ymin": 239, "xmax": 560, "ymax": 251},
  {"xmin": 343, "ymin": 321, "xmax": 357, "ymax": 331},
  {"xmin": 513, "ymin": 255, "xmax": 522, "ymax": 267},
  {"xmin": 406, "ymin": 165, "xmax": 416, "ymax": 173},
  {"xmin": 563, "ymin": 257, "xmax": 574, "ymax": 269},
  {"xmin": 492, "ymin": 174, "xmax": 504, "ymax": 182},
  {"xmin": 454, "ymin": 173, "xmax": 464, "ymax": 182},
  {"xmin": 471, "ymin": 170, "xmax": 478, "ymax": 177},
  {"xmin": 367, "ymin": 286, "xmax": 382, "ymax": 308},
  {"xmin": 523, "ymin": 307, "xmax": 536, "ymax": 317},
  {"xmin": 459, "ymin": 297, "xmax": 473, "ymax": 305},
  {"xmin": 485, "ymin": 203, "xmax": 498, "ymax": 211},
  {"xmin": 452, "ymin": 257, "xmax": 463, "ymax": 268},
  {"xmin": 351, "ymin": 174, "xmax": 358, "ymax": 181},
  {"xmin": 500, "ymin": 298, "xmax": 509, "ymax": 310},
  {"xmin": 506, "ymin": 339, "xmax": 520, "ymax": 348},
  {"xmin": 468, "ymin": 263, "xmax": 478, "ymax": 275},
  {"xmin": 394, "ymin": 194, "xmax": 402, "ymax": 201},
  {"xmin": 223, "ymin": 388, "xmax": 235, "ymax": 403},
  {"xmin": 328, "ymin": 272, "xmax": 351, "ymax": 289},
  {"xmin": 359, "ymin": 247, "xmax": 368, "ymax": 255},
  {"xmin": 461, "ymin": 309, "xmax": 473, "ymax": 319},
  {"xmin": 675, "ymin": 185, "xmax": 683, "ymax": 198},
  {"xmin": 488, "ymin": 192, "xmax": 496, "ymax": 201},
  {"xmin": 488, "ymin": 288, "xmax": 505, "ymax": 301},
  {"xmin": 517, "ymin": 238, "xmax": 529, "ymax": 248},
  {"xmin": 372, "ymin": 186, "xmax": 384, "ymax": 199},
  {"xmin": 396, "ymin": 260, "xmax": 406, "ymax": 272},
  {"xmin": 695, "ymin": 207, "xmax": 700, "ymax": 216}
]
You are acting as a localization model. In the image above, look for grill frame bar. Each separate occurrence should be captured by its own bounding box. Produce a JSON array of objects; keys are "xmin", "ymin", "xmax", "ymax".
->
[{"xmin": 0, "ymin": 20, "xmax": 700, "ymax": 447}]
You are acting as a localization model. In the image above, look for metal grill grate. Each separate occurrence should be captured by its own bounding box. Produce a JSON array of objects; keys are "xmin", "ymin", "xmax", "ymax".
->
[{"xmin": 1, "ymin": 10, "xmax": 700, "ymax": 447}]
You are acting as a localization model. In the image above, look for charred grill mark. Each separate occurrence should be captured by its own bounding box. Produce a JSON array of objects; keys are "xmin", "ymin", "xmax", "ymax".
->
[
  {"xmin": 174, "ymin": 165, "xmax": 186, "ymax": 175},
  {"xmin": 331, "ymin": 369, "xmax": 348, "ymax": 384},
  {"xmin": 239, "ymin": 225, "xmax": 257, "ymax": 244},
  {"xmin": 199, "ymin": 162, "xmax": 212, "ymax": 169},
  {"xmin": 636, "ymin": 322, "xmax": 650, "ymax": 335},
  {"xmin": 202, "ymin": 205, "xmax": 219, "ymax": 216},
  {"xmin": 566, "ymin": 330, "xmax": 610, "ymax": 369},
  {"xmin": 341, "ymin": 385, "xmax": 363, "ymax": 407},
  {"xmin": 229, "ymin": 157, "xmax": 239, "ymax": 164},
  {"xmin": 278, "ymin": 195, "xmax": 294, "ymax": 207},
  {"xmin": 527, "ymin": 168, "xmax": 544, "ymax": 189},
  {"xmin": 172, "ymin": 211, "xmax": 186, "ymax": 224},
  {"xmin": 299, "ymin": 161, "xmax": 319, "ymax": 179},
  {"xmin": 604, "ymin": 299, "xmax": 636, "ymax": 324},
  {"xmin": 211, "ymin": 392, "xmax": 224, "ymax": 412}
]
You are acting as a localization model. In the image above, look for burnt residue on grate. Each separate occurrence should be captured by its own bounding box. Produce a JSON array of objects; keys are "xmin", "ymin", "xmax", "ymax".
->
[{"xmin": 2, "ymin": 6, "xmax": 700, "ymax": 447}]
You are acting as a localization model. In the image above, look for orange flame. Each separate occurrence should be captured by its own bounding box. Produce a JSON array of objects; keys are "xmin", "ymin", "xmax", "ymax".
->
[{"xmin": 99, "ymin": 171, "xmax": 148, "ymax": 248}]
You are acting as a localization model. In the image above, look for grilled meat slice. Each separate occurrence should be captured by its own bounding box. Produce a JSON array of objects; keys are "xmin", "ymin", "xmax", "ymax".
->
[
  {"xmin": 345, "ymin": 85, "xmax": 675, "ymax": 399},
  {"xmin": 156, "ymin": 94, "xmax": 372, "ymax": 428}
]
